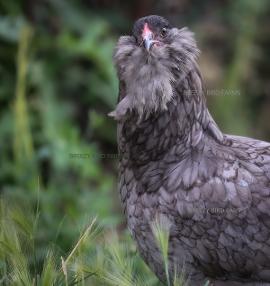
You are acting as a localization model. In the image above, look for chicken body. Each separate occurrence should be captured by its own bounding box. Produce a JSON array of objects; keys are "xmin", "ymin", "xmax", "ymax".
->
[{"xmin": 111, "ymin": 15, "xmax": 270, "ymax": 285}]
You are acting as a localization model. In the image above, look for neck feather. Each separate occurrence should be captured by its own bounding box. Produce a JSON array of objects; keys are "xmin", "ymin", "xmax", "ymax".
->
[{"xmin": 119, "ymin": 68, "xmax": 224, "ymax": 165}]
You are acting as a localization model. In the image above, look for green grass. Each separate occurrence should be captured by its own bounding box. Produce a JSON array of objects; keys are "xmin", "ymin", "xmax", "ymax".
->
[{"xmin": 0, "ymin": 198, "xmax": 190, "ymax": 286}]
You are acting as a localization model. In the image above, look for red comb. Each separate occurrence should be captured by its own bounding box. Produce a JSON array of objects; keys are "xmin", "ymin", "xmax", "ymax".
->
[{"xmin": 142, "ymin": 23, "xmax": 152, "ymax": 37}]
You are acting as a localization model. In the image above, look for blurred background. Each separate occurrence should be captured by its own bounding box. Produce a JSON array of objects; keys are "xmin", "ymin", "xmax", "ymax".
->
[{"xmin": 0, "ymin": 0, "xmax": 270, "ymax": 284}]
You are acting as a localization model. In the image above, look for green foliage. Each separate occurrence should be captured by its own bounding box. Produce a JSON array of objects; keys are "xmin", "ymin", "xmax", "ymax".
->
[
  {"xmin": 0, "ymin": 0, "xmax": 120, "ymax": 279},
  {"xmin": 211, "ymin": 0, "xmax": 268, "ymax": 136},
  {"xmin": 199, "ymin": 0, "xmax": 270, "ymax": 139}
]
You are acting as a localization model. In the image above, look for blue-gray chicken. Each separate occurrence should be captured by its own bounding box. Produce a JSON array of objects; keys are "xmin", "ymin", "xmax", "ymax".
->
[{"xmin": 110, "ymin": 15, "xmax": 270, "ymax": 286}]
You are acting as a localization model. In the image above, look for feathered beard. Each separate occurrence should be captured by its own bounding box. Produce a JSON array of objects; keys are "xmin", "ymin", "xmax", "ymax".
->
[{"xmin": 110, "ymin": 28, "xmax": 200, "ymax": 121}]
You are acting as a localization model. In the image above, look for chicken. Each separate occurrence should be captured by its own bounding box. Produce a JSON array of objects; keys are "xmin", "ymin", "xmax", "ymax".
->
[{"xmin": 110, "ymin": 15, "xmax": 270, "ymax": 285}]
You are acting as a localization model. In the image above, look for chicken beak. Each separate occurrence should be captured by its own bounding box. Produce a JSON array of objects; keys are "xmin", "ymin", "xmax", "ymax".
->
[
  {"xmin": 142, "ymin": 23, "xmax": 155, "ymax": 52},
  {"xmin": 143, "ymin": 32, "xmax": 155, "ymax": 51}
]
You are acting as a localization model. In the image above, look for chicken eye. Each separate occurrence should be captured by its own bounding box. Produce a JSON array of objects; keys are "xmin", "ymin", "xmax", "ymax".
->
[{"xmin": 160, "ymin": 27, "xmax": 167, "ymax": 37}]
